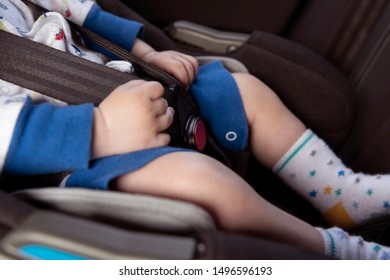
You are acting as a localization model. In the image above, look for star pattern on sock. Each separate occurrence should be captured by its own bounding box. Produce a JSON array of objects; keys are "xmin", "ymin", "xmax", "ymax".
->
[
  {"xmin": 380, "ymin": 251, "xmax": 390, "ymax": 260},
  {"xmin": 338, "ymin": 170, "xmax": 345, "ymax": 177},
  {"xmin": 320, "ymin": 227, "xmax": 390, "ymax": 259},
  {"xmin": 309, "ymin": 190, "xmax": 318, "ymax": 198},
  {"xmin": 324, "ymin": 185, "xmax": 332, "ymax": 195},
  {"xmin": 352, "ymin": 201, "xmax": 359, "ymax": 209},
  {"xmin": 367, "ymin": 189, "xmax": 374, "ymax": 196},
  {"xmin": 337, "ymin": 229, "xmax": 348, "ymax": 240},
  {"xmin": 335, "ymin": 189, "xmax": 342, "ymax": 197},
  {"xmin": 310, "ymin": 150, "xmax": 317, "ymax": 157},
  {"xmin": 383, "ymin": 201, "xmax": 390, "ymax": 210},
  {"xmin": 373, "ymin": 244, "xmax": 382, "ymax": 253},
  {"xmin": 310, "ymin": 170, "xmax": 316, "ymax": 177},
  {"xmin": 355, "ymin": 177, "xmax": 361, "ymax": 184}
]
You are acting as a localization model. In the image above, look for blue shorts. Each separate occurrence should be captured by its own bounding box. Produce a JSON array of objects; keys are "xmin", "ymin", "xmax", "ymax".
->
[{"xmin": 66, "ymin": 61, "xmax": 248, "ymax": 190}]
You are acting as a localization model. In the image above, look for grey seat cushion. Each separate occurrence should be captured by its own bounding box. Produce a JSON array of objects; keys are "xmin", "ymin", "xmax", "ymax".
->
[{"xmin": 13, "ymin": 188, "xmax": 216, "ymax": 235}]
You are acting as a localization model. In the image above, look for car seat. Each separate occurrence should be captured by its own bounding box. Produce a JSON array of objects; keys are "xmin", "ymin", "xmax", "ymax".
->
[{"xmin": 0, "ymin": 0, "xmax": 387, "ymax": 259}]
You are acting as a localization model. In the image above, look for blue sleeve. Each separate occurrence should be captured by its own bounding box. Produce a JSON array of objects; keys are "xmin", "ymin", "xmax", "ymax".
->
[
  {"xmin": 3, "ymin": 98, "xmax": 94, "ymax": 176},
  {"xmin": 83, "ymin": 4, "xmax": 144, "ymax": 59}
]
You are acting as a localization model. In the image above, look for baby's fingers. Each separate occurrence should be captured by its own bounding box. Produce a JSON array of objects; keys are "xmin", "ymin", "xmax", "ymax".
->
[
  {"xmin": 149, "ymin": 106, "xmax": 174, "ymax": 148},
  {"xmin": 153, "ymin": 98, "xmax": 169, "ymax": 116},
  {"xmin": 156, "ymin": 107, "xmax": 175, "ymax": 132},
  {"xmin": 170, "ymin": 55, "xmax": 198, "ymax": 89}
]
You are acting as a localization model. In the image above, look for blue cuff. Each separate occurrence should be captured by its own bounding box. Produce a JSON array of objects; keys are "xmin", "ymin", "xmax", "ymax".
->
[
  {"xmin": 4, "ymin": 99, "xmax": 94, "ymax": 176},
  {"xmin": 190, "ymin": 61, "xmax": 249, "ymax": 151},
  {"xmin": 83, "ymin": 4, "xmax": 144, "ymax": 59},
  {"xmin": 66, "ymin": 147, "xmax": 188, "ymax": 190}
]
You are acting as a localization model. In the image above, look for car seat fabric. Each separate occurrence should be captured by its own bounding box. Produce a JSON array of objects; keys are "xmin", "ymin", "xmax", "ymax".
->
[
  {"xmin": 13, "ymin": 188, "xmax": 216, "ymax": 235},
  {"xmin": 337, "ymin": 4, "xmax": 390, "ymax": 174},
  {"xmin": 226, "ymin": 31, "xmax": 356, "ymax": 149},
  {"xmin": 288, "ymin": 0, "xmax": 389, "ymax": 76},
  {"xmin": 117, "ymin": 0, "xmax": 304, "ymax": 35},
  {"xmin": 196, "ymin": 56, "xmax": 249, "ymax": 74},
  {"xmin": 285, "ymin": 0, "xmax": 390, "ymax": 175}
]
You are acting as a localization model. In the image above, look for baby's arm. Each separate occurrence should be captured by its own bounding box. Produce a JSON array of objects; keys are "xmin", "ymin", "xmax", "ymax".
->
[{"xmin": 1, "ymin": 80, "xmax": 174, "ymax": 177}]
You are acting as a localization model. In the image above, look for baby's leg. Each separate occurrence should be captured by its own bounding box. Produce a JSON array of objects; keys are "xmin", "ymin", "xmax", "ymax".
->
[
  {"xmin": 233, "ymin": 73, "xmax": 390, "ymax": 229},
  {"xmin": 231, "ymin": 73, "xmax": 306, "ymax": 169},
  {"xmin": 113, "ymin": 151, "xmax": 390, "ymax": 259},
  {"xmin": 113, "ymin": 151, "xmax": 323, "ymax": 253}
]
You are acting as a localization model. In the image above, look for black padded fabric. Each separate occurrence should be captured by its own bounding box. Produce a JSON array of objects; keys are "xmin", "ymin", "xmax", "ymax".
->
[
  {"xmin": 226, "ymin": 31, "xmax": 356, "ymax": 148},
  {"xmin": 288, "ymin": 0, "xmax": 388, "ymax": 75},
  {"xmin": 119, "ymin": 0, "xmax": 303, "ymax": 35},
  {"xmin": 98, "ymin": 0, "xmax": 178, "ymax": 51},
  {"xmin": 0, "ymin": 190, "xmax": 34, "ymax": 228}
]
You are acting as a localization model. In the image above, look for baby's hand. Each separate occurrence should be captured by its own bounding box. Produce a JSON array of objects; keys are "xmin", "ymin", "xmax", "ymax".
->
[
  {"xmin": 143, "ymin": 50, "xmax": 199, "ymax": 89},
  {"xmin": 91, "ymin": 80, "xmax": 174, "ymax": 159}
]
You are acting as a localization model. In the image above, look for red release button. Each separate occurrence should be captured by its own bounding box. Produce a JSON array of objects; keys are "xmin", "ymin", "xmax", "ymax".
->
[{"xmin": 194, "ymin": 119, "xmax": 206, "ymax": 152}]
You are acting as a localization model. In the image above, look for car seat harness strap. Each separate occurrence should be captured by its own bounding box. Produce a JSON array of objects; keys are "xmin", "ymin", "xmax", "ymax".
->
[
  {"xmin": 0, "ymin": 29, "xmax": 230, "ymax": 165},
  {"xmin": 0, "ymin": 29, "xmax": 131, "ymax": 105}
]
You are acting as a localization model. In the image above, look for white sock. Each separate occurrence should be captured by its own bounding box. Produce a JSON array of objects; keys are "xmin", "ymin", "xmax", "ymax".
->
[
  {"xmin": 273, "ymin": 129, "xmax": 390, "ymax": 229},
  {"xmin": 316, "ymin": 227, "xmax": 390, "ymax": 259}
]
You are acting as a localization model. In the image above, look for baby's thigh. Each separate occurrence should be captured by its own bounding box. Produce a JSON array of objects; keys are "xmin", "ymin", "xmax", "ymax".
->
[{"xmin": 113, "ymin": 151, "xmax": 250, "ymax": 214}]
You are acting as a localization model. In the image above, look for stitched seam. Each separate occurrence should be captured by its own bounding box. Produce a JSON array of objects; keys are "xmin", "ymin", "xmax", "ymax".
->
[{"xmin": 275, "ymin": 133, "xmax": 314, "ymax": 174}]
